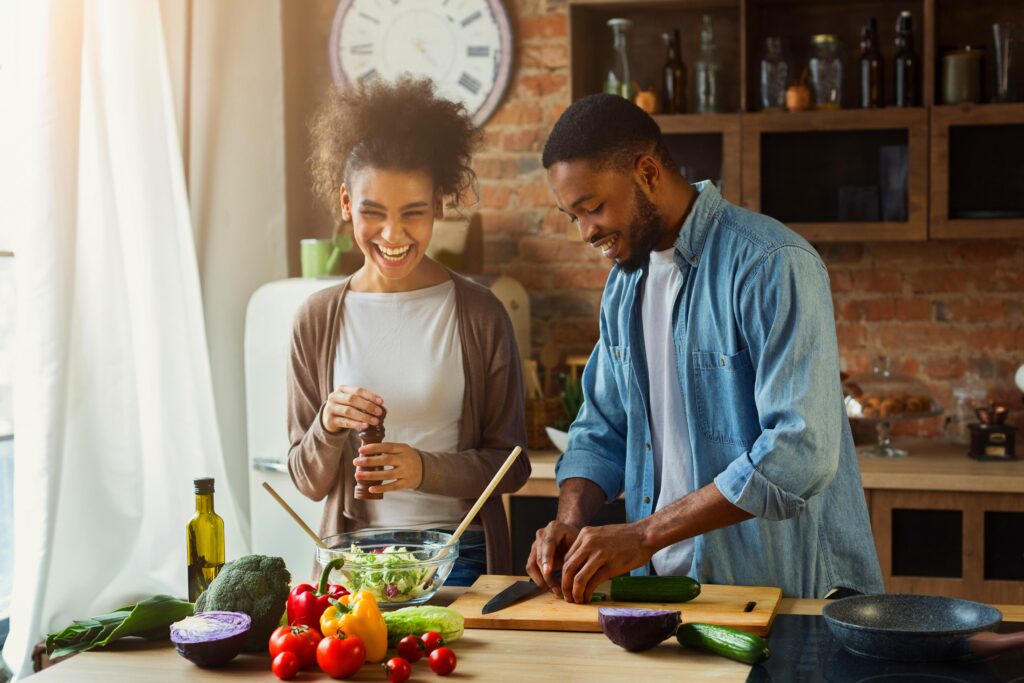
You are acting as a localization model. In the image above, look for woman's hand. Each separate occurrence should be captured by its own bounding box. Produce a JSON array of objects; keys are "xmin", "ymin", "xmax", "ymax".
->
[
  {"xmin": 353, "ymin": 443, "xmax": 424, "ymax": 493},
  {"xmin": 321, "ymin": 385, "xmax": 384, "ymax": 433}
]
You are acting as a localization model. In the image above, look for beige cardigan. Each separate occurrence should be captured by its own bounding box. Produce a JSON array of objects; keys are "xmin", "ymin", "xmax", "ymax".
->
[{"xmin": 286, "ymin": 271, "xmax": 531, "ymax": 576}]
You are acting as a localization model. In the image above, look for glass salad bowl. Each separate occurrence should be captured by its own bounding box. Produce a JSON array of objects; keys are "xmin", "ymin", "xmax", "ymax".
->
[
  {"xmin": 843, "ymin": 356, "xmax": 944, "ymax": 457},
  {"xmin": 315, "ymin": 529, "xmax": 458, "ymax": 608}
]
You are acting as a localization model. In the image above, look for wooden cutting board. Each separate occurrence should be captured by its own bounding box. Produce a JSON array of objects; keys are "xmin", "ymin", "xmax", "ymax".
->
[{"xmin": 450, "ymin": 576, "xmax": 782, "ymax": 636}]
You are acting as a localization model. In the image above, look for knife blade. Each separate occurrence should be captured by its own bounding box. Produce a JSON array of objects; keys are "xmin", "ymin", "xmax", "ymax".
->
[{"xmin": 481, "ymin": 570, "xmax": 562, "ymax": 615}]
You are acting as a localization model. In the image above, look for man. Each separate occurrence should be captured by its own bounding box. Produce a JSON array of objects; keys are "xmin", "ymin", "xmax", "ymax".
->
[{"xmin": 526, "ymin": 94, "xmax": 883, "ymax": 601}]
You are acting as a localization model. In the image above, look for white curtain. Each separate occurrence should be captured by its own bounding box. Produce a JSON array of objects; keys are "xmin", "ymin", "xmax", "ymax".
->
[{"xmin": 2, "ymin": 1, "xmax": 248, "ymax": 678}]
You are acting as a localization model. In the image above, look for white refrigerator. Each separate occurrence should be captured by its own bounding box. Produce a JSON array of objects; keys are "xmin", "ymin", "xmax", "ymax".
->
[{"xmin": 244, "ymin": 277, "xmax": 340, "ymax": 582}]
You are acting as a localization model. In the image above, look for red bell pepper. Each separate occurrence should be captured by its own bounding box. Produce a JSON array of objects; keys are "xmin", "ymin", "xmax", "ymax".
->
[{"xmin": 287, "ymin": 558, "xmax": 348, "ymax": 630}]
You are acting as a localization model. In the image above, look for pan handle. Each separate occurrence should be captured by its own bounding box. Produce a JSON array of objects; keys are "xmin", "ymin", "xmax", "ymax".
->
[{"xmin": 968, "ymin": 630, "xmax": 1024, "ymax": 659}]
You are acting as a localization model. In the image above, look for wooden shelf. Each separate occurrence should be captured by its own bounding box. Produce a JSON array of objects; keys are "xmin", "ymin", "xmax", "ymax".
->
[
  {"xmin": 567, "ymin": 0, "xmax": 1024, "ymax": 242},
  {"xmin": 742, "ymin": 107, "xmax": 927, "ymax": 132},
  {"xmin": 930, "ymin": 103, "xmax": 1024, "ymax": 239}
]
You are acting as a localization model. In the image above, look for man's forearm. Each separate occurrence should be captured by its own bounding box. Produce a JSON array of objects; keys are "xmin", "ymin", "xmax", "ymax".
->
[
  {"xmin": 636, "ymin": 482, "xmax": 752, "ymax": 552},
  {"xmin": 557, "ymin": 477, "xmax": 607, "ymax": 529}
]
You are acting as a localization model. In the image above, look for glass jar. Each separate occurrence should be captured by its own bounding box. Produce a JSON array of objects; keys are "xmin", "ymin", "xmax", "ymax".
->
[
  {"xmin": 809, "ymin": 34, "xmax": 843, "ymax": 109},
  {"xmin": 603, "ymin": 18, "xmax": 637, "ymax": 100},
  {"xmin": 760, "ymin": 37, "xmax": 789, "ymax": 110},
  {"xmin": 693, "ymin": 15, "xmax": 722, "ymax": 113}
]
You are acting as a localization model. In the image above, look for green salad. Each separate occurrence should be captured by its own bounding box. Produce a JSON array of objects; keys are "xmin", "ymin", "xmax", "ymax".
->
[{"xmin": 341, "ymin": 545, "xmax": 438, "ymax": 602}]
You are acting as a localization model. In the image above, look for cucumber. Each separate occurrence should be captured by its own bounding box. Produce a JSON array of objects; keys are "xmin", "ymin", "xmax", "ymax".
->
[
  {"xmin": 609, "ymin": 576, "xmax": 701, "ymax": 603},
  {"xmin": 675, "ymin": 623, "xmax": 771, "ymax": 665}
]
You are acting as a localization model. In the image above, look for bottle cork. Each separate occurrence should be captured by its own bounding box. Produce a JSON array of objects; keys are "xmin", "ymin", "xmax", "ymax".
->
[{"xmin": 355, "ymin": 406, "xmax": 387, "ymax": 500}]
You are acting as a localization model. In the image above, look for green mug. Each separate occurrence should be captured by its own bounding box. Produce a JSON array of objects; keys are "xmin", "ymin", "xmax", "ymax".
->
[{"xmin": 300, "ymin": 234, "xmax": 353, "ymax": 278}]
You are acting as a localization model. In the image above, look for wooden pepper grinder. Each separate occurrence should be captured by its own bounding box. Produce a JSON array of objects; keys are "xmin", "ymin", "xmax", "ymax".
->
[{"xmin": 355, "ymin": 406, "xmax": 387, "ymax": 500}]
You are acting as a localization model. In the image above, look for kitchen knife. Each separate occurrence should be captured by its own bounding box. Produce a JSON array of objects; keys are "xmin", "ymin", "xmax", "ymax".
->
[{"xmin": 481, "ymin": 570, "xmax": 562, "ymax": 615}]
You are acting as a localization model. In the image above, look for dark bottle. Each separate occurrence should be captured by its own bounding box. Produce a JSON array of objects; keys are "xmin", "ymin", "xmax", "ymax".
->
[
  {"xmin": 859, "ymin": 18, "xmax": 884, "ymax": 108},
  {"xmin": 186, "ymin": 477, "xmax": 225, "ymax": 602},
  {"xmin": 660, "ymin": 29, "xmax": 687, "ymax": 114},
  {"xmin": 894, "ymin": 11, "xmax": 919, "ymax": 107}
]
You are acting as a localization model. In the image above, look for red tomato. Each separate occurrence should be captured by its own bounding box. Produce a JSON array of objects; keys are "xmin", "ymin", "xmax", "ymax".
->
[
  {"xmin": 269, "ymin": 624, "xmax": 322, "ymax": 669},
  {"xmin": 271, "ymin": 651, "xmax": 300, "ymax": 680},
  {"xmin": 316, "ymin": 633, "xmax": 366, "ymax": 679},
  {"xmin": 428, "ymin": 647, "xmax": 457, "ymax": 676},
  {"xmin": 382, "ymin": 657, "xmax": 411, "ymax": 683},
  {"xmin": 395, "ymin": 635, "xmax": 425, "ymax": 663},
  {"xmin": 420, "ymin": 631, "xmax": 445, "ymax": 654}
]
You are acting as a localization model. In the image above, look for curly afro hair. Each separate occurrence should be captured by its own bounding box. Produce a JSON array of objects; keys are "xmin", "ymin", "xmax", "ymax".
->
[
  {"xmin": 542, "ymin": 93, "xmax": 674, "ymax": 172},
  {"xmin": 309, "ymin": 76, "xmax": 481, "ymax": 222}
]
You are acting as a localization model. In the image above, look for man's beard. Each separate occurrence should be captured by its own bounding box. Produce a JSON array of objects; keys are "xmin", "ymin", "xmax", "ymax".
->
[{"xmin": 617, "ymin": 184, "xmax": 666, "ymax": 273}]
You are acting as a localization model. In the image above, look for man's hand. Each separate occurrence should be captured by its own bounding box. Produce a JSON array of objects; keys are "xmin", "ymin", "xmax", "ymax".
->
[
  {"xmin": 560, "ymin": 522, "xmax": 654, "ymax": 603},
  {"xmin": 352, "ymin": 442, "xmax": 423, "ymax": 493},
  {"xmin": 525, "ymin": 521, "xmax": 580, "ymax": 597}
]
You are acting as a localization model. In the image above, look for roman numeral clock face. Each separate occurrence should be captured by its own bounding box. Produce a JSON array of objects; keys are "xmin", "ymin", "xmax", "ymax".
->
[{"xmin": 329, "ymin": 0, "xmax": 514, "ymax": 126}]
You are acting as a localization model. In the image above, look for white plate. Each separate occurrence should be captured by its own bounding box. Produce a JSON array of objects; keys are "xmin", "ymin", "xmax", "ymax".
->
[{"xmin": 545, "ymin": 427, "xmax": 570, "ymax": 453}]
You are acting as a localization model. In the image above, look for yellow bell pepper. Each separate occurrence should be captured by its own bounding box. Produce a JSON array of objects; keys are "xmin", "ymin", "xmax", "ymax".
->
[{"xmin": 320, "ymin": 591, "xmax": 388, "ymax": 663}]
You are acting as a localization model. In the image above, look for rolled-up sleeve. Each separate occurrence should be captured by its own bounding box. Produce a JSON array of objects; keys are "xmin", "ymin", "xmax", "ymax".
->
[
  {"xmin": 555, "ymin": 333, "xmax": 629, "ymax": 502},
  {"xmin": 714, "ymin": 246, "xmax": 842, "ymax": 521}
]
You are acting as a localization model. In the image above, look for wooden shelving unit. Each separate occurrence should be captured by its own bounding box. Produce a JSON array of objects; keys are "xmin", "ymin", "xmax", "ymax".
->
[
  {"xmin": 930, "ymin": 103, "xmax": 1024, "ymax": 238},
  {"xmin": 568, "ymin": 0, "xmax": 1024, "ymax": 242},
  {"xmin": 742, "ymin": 108, "xmax": 928, "ymax": 241}
]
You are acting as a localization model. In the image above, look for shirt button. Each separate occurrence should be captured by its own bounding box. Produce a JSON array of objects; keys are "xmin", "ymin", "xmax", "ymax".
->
[
  {"xmin": 643, "ymin": 496, "xmax": 651, "ymax": 504},
  {"xmin": 720, "ymin": 357, "xmax": 726, "ymax": 366},
  {"xmin": 645, "ymin": 442, "xmax": 651, "ymax": 451}
]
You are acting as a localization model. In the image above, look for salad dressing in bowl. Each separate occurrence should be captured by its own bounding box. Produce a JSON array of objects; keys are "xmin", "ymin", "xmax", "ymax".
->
[{"xmin": 315, "ymin": 529, "xmax": 459, "ymax": 608}]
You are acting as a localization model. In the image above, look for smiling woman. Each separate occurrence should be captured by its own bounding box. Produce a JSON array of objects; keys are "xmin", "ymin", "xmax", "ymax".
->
[{"xmin": 287, "ymin": 77, "xmax": 529, "ymax": 586}]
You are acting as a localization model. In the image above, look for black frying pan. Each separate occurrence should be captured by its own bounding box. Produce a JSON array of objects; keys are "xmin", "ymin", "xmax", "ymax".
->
[{"xmin": 823, "ymin": 594, "xmax": 1024, "ymax": 662}]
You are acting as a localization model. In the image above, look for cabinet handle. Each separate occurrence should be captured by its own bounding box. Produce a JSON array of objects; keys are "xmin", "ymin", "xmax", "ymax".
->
[{"xmin": 253, "ymin": 458, "xmax": 288, "ymax": 474}]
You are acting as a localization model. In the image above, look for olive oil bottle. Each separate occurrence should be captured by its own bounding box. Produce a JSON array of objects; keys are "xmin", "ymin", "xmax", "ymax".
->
[{"xmin": 186, "ymin": 477, "xmax": 224, "ymax": 602}]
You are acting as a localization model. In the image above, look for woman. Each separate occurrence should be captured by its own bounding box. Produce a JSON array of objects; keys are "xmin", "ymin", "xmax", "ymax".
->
[{"xmin": 287, "ymin": 77, "xmax": 530, "ymax": 585}]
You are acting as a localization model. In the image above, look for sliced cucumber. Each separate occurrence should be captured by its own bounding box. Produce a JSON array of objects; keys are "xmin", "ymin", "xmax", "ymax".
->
[
  {"xmin": 609, "ymin": 576, "xmax": 701, "ymax": 603},
  {"xmin": 675, "ymin": 623, "xmax": 771, "ymax": 665}
]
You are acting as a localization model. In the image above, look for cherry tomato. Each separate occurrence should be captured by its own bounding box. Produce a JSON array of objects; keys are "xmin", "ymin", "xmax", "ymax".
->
[
  {"xmin": 421, "ymin": 631, "xmax": 445, "ymax": 654},
  {"xmin": 269, "ymin": 624, "xmax": 322, "ymax": 669},
  {"xmin": 395, "ymin": 635, "xmax": 425, "ymax": 663},
  {"xmin": 382, "ymin": 657, "xmax": 411, "ymax": 683},
  {"xmin": 271, "ymin": 651, "xmax": 300, "ymax": 680},
  {"xmin": 316, "ymin": 633, "xmax": 366, "ymax": 679},
  {"xmin": 428, "ymin": 646, "xmax": 457, "ymax": 676}
]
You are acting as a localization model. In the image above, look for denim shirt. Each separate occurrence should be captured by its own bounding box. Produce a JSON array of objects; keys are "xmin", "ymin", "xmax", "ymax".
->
[{"xmin": 556, "ymin": 182, "xmax": 884, "ymax": 598}]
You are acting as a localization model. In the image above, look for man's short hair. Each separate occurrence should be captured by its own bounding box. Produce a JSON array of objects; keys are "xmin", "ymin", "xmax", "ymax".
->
[{"xmin": 542, "ymin": 93, "xmax": 675, "ymax": 172}]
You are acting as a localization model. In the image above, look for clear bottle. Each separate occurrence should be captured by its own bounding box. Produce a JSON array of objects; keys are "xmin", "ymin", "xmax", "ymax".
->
[
  {"xmin": 809, "ymin": 34, "xmax": 843, "ymax": 109},
  {"xmin": 693, "ymin": 15, "xmax": 722, "ymax": 113},
  {"xmin": 186, "ymin": 477, "xmax": 225, "ymax": 602},
  {"xmin": 760, "ymin": 37, "xmax": 789, "ymax": 110},
  {"xmin": 661, "ymin": 29, "xmax": 687, "ymax": 114},
  {"xmin": 603, "ymin": 18, "xmax": 637, "ymax": 100},
  {"xmin": 894, "ymin": 11, "xmax": 919, "ymax": 107},
  {"xmin": 859, "ymin": 18, "xmax": 884, "ymax": 108}
]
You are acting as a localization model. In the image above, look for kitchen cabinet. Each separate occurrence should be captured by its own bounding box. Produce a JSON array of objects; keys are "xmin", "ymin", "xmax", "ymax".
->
[
  {"xmin": 567, "ymin": 0, "xmax": 1024, "ymax": 242},
  {"xmin": 509, "ymin": 441, "xmax": 1024, "ymax": 603}
]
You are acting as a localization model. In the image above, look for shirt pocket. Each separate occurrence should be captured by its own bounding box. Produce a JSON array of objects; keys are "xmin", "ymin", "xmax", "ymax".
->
[{"xmin": 692, "ymin": 349, "xmax": 760, "ymax": 446}]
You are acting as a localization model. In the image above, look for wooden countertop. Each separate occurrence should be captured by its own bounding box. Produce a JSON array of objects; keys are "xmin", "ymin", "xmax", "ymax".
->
[
  {"xmin": 30, "ymin": 592, "xmax": 1024, "ymax": 682},
  {"xmin": 515, "ymin": 440, "xmax": 1024, "ymax": 496}
]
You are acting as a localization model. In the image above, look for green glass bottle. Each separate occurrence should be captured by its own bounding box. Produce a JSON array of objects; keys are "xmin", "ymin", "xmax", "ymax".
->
[{"xmin": 187, "ymin": 477, "xmax": 225, "ymax": 602}]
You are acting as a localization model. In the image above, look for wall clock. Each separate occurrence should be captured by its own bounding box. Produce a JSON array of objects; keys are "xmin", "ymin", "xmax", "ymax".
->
[{"xmin": 329, "ymin": 0, "xmax": 514, "ymax": 127}]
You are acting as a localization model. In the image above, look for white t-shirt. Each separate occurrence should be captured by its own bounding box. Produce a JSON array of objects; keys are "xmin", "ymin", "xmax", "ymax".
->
[
  {"xmin": 333, "ymin": 280, "xmax": 465, "ymax": 529},
  {"xmin": 641, "ymin": 247, "xmax": 695, "ymax": 576}
]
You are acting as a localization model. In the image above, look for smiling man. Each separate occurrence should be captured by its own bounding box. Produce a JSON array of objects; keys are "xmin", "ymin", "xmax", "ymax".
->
[{"xmin": 526, "ymin": 94, "xmax": 883, "ymax": 601}]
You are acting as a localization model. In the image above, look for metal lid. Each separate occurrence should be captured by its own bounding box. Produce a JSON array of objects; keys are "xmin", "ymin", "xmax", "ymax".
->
[{"xmin": 194, "ymin": 478, "xmax": 215, "ymax": 495}]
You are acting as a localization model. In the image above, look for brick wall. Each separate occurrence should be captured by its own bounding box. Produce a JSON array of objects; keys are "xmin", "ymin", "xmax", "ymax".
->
[{"xmin": 477, "ymin": 1, "xmax": 1024, "ymax": 437}]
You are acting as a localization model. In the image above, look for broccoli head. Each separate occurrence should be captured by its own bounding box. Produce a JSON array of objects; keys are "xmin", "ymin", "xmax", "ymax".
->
[{"xmin": 194, "ymin": 554, "xmax": 290, "ymax": 651}]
